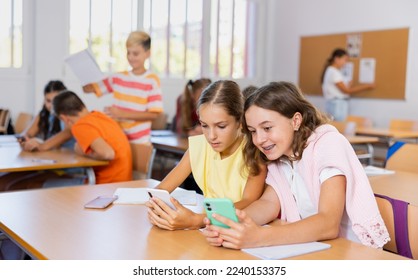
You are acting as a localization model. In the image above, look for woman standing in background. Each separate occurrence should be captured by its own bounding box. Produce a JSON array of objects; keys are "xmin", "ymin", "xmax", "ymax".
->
[{"xmin": 321, "ymin": 48, "xmax": 375, "ymax": 121}]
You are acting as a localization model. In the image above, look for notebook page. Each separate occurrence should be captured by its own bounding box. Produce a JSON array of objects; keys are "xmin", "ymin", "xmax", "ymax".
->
[
  {"xmin": 113, "ymin": 188, "xmax": 197, "ymax": 206},
  {"xmin": 242, "ymin": 242, "xmax": 331, "ymax": 260}
]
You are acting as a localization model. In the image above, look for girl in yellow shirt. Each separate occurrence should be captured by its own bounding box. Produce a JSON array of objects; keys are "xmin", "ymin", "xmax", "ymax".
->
[{"xmin": 146, "ymin": 80, "xmax": 266, "ymax": 230}]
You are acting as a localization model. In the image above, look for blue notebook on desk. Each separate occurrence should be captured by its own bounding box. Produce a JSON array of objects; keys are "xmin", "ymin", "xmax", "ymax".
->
[{"xmin": 242, "ymin": 242, "xmax": 331, "ymax": 260}]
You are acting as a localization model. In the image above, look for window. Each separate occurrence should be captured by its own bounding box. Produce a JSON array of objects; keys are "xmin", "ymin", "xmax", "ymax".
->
[
  {"xmin": 69, "ymin": 0, "xmax": 138, "ymax": 74},
  {"xmin": 143, "ymin": 0, "xmax": 204, "ymax": 78},
  {"xmin": 69, "ymin": 0, "xmax": 256, "ymax": 79},
  {"xmin": 209, "ymin": 0, "xmax": 251, "ymax": 78},
  {"xmin": 0, "ymin": 0, "xmax": 23, "ymax": 68}
]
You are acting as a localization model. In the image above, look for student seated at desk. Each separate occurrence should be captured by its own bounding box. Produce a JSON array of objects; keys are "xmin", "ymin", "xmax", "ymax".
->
[
  {"xmin": 173, "ymin": 78, "xmax": 212, "ymax": 137},
  {"xmin": 19, "ymin": 80, "xmax": 75, "ymax": 151},
  {"xmin": 203, "ymin": 81, "xmax": 390, "ymax": 249},
  {"xmin": 0, "ymin": 81, "xmax": 83, "ymax": 192},
  {"xmin": 53, "ymin": 91, "xmax": 132, "ymax": 184},
  {"xmin": 146, "ymin": 80, "xmax": 267, "ymax": 230}
]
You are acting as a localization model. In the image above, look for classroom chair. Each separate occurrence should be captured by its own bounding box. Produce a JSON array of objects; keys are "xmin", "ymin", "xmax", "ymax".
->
[
  {"xmin": 331, "ymin": 120, "xmax": 375, "ymax": 164},
  {"xmin": 13, "ymin": 112, "xmax": 33, "ymax": 135},
  {"xmin": 0, "ymin": 109, "xmax": 11, "ymax": 134},
  {"xmin": 375, "ymin": 194, "xmax": 418, "ymax": 259},
  {"xmin": 0, "ymin": 232, "xmax": 26, "ymax": 260},
  {"xmin": 385, "ymin": 142, "xmax": 418, "ymax": 173},
  {"xmin": 330, "ymin": 120, "xmax": 357, "ymax": 136},
  {"xmin": 345, "ymin": 115, "xmax": 373, "ymax": 129},
  {"xmin": 389, "ymin": 119, "xmax": 418, "ymax": 131},
  {"xmin": 131, "ymin": 143, "xmax": 156, "ymax": 180}
]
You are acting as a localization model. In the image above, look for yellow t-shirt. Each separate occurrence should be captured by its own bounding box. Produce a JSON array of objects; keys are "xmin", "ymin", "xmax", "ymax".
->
[{"xmin": 188, "ymin": 134, "xmax": 248, "ymax": 202}]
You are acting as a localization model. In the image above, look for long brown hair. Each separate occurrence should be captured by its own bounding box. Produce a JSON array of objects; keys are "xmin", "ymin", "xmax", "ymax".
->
[
  {"xmin": 197, "ymin": 80, "xmax": 243, "ymax": 123},
  {"xmin": 243, "ymin": 81, "xmax": 329, "ymax": 175},
  {"xmin": 180, "ymin": 78, "xmax": 211, "ymax": 132},
  {"xmin": 39, "ymin": 80, "xmax": 67, "ymax": 140}
]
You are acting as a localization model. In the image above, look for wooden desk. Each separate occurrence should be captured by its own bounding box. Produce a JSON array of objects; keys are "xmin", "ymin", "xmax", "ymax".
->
[
  {"xmin": 369, "ymin": 171, "xmax": 418, "ymax": 207},
  {"xmin": 0, "ymin": 180, "xmax": 406, "ymax": 260},
  {"xmin": 0, "ymin": 144, "xmax": 108, "ymax": 184},
  {"xmin": 151, "ymin": 130, "xmax": 188, "ymax": 155},
  {"xmin": 356, "ymin": 127, "xmax": 418, "ymax": 145}
]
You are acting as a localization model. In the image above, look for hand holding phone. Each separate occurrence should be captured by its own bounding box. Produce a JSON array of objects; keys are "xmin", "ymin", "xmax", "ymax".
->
[
  {"xmin": 147, "ymin": 188, "xmax": 176, "ymax": 210},
  {"xmin": 84, "ymin": 195, "xmax": 118, "ymax": 209},
  {"xmin": 203, "ymin": 198, "xmax": 238, "ymax": 228}
]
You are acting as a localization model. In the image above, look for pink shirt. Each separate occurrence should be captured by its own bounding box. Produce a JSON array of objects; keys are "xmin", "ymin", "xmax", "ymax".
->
[{"xmin": 266, "ymin": 124, "xmax": 390, "ymax": 248}]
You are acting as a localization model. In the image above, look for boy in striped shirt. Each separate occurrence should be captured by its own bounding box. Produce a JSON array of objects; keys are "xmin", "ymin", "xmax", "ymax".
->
[{"xmin": 83, "ymin": 31, "xmax": 163, "ymax": 143}]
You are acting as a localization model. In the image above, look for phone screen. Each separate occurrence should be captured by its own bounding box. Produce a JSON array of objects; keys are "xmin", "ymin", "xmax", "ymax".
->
[{"xmin": 84, "ymin": 195, "xmax": 118, "ymax": 209}]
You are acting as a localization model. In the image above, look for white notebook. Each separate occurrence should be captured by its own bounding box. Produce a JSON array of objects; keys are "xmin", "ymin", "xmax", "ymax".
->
[
  {"xmin": 113, "ymin": 187, "xmax": 197, "ymax": 206},
  {"xmin": 242, "ymin": 242, "xmax": 331, "ymax": 260},
  {"xmin": 364, "ymin": 165, "xmax": 395, "ymax": 176}
]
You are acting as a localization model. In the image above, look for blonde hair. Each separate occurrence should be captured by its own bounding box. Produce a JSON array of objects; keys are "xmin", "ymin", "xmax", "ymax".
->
[{"xmin": 126, "ymin": 31, "xmax": 151, "ymax": 50}]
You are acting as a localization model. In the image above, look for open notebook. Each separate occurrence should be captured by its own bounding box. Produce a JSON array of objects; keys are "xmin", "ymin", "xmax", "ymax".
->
[
  {"xmin": 242, "ymin": 242, "xmax": 331, "ymax": 260},
  {"xmin": 113, "ymin": 187, "xmax": 197, "ymax": 206}
]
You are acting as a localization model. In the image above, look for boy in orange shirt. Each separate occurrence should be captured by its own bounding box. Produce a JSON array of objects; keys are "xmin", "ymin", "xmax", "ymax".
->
[{"xmin": 53, "ymin": 90, "xmax": 132, "ymax": 184}]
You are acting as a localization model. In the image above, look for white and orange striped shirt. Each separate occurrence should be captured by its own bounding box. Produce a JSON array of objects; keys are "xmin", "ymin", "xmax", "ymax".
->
[{"xmin": 93, "ymin": 70, "xmax": 163, "ymax": 143}]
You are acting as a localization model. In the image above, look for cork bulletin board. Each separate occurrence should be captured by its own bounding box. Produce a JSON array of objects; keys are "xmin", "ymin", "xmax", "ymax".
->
[{"xmin": 298, "ymin": 28, "xmax": 409, "ymax": 100}]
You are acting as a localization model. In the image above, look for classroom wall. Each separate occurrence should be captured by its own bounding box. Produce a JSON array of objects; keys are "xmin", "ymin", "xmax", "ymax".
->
[
  {"xmin": 271, "ymin": 0, "xmax": 418, "ymax": 128},
  {"xmin": 1, "ymin": 0, "xmax": 417, "ymax": 129}
]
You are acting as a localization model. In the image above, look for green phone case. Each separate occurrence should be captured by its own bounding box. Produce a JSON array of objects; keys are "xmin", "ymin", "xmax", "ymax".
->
[{"xmin": 203, "ymin": 198, "xmax": 238, "ymax": 228}]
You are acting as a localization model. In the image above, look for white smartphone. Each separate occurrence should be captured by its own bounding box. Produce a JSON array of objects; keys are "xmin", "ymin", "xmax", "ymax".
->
[
  {"xmin": 146, "ymin": 188, "xmax": 176, "ymax": 209},
  {"xmin": 84, "ymin": 195, "xmax": 118, "ymax": 209}
]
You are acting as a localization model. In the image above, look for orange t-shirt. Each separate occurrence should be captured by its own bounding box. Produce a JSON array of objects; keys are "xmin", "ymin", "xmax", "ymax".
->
[{"xmin": 71, "ymin": 111, "xmax": 132, "ymax": 184}]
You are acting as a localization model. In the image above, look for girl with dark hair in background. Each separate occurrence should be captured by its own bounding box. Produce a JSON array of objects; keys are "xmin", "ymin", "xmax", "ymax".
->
[
  {"xmin": 21, "ymin": 80, "xmax": 74, "ymax": 151},
  {"xmin": 173, "ymin": 78, "xmax": 212, "ymax": 136}
]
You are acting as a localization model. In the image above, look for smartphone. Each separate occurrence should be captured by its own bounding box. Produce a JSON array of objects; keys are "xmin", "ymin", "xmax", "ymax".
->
[
  {"xmin": 203, "ymin": 198, "xmax": 238, "ymax": 228},
  {"xmin": 84, "ymin": 195, "xmax": 118, "ymax": 209},
  {"xmin": 146, "ymin": 188, "xmax": 176, "ymax": 209}
]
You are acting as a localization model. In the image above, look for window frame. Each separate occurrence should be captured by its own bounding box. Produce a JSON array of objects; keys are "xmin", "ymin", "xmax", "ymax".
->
[
  {"xmin": 0, "ymin": 0, "xmax": 31, "ymax": 77},
  {"xmin": 68, "ymin": 0, "xmax": 258, "ymax": 80}
]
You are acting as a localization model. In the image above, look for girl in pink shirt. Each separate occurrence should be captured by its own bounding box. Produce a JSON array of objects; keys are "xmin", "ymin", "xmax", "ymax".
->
[{"xmin": 203, "ymin": 81, "xmax": 389, "ymax": 249}]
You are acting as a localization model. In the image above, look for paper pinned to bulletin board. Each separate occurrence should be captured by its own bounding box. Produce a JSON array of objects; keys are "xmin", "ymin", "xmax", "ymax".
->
[
  {"xmin": 346, "ymin": 33, "xmax": 362, "ymax": 57},
  {"xmin": 341, "ymin": 62, "xmax": 354, "ymax": 83},
  {"xmin": 359, "ymin": 58, "xmax": 376, "ymax": 83}
]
